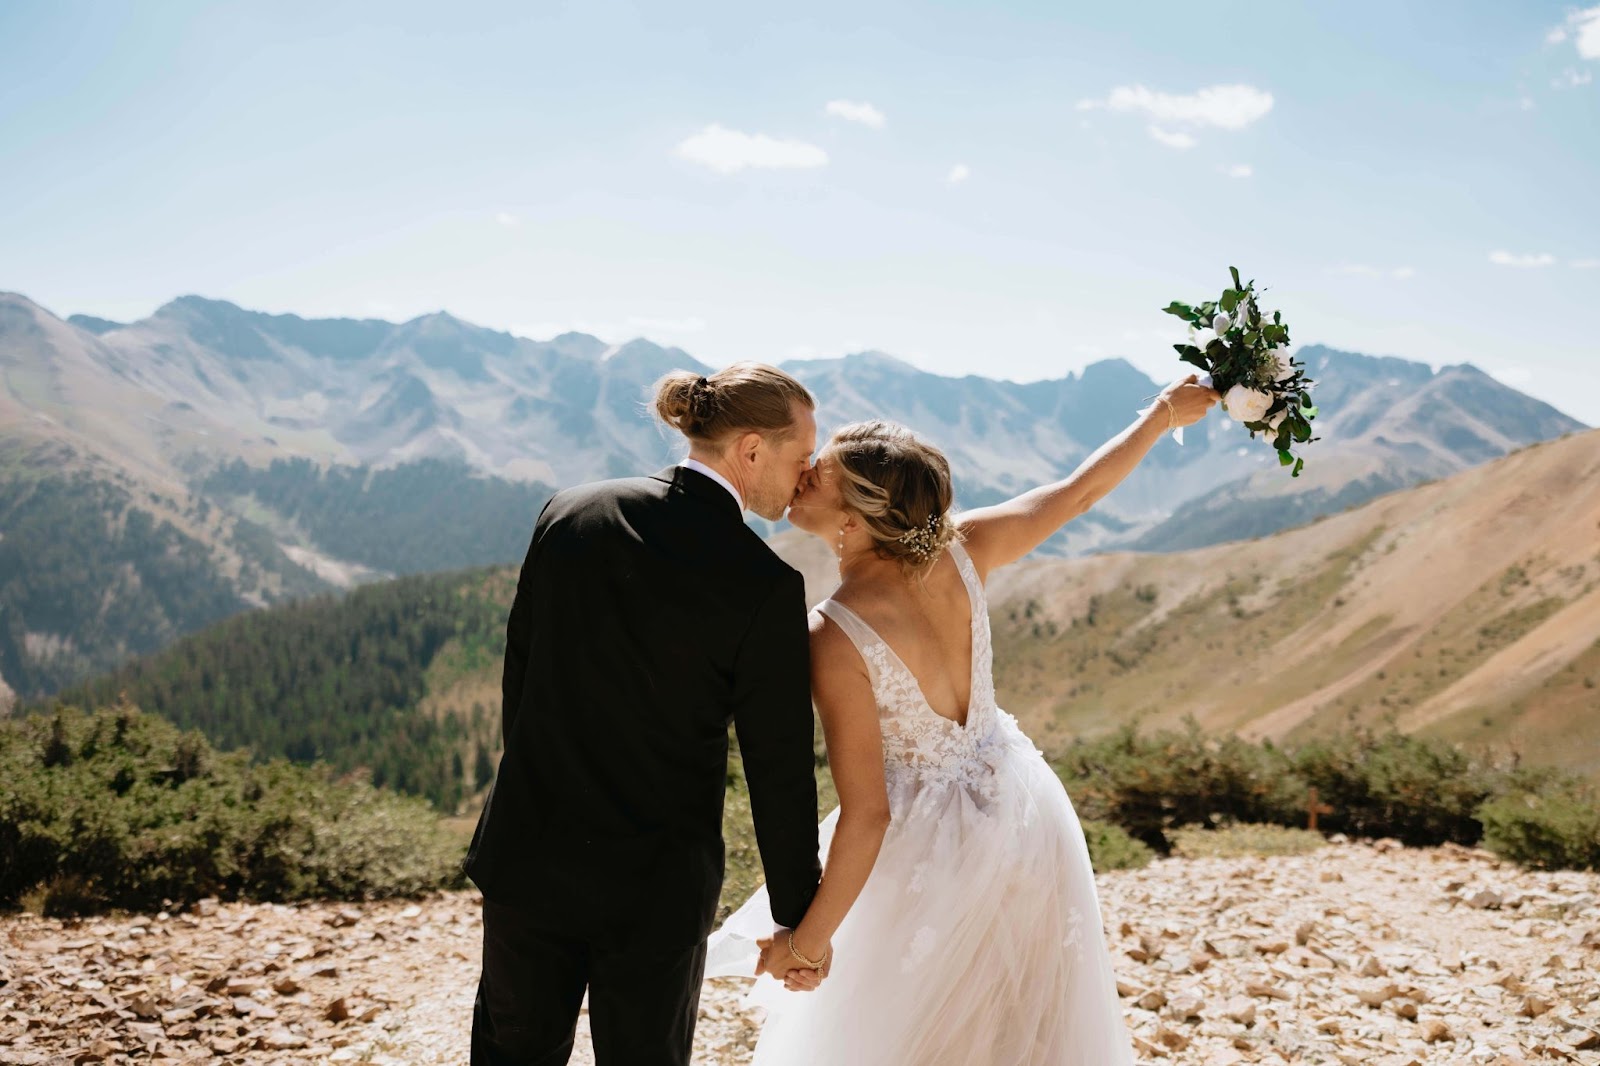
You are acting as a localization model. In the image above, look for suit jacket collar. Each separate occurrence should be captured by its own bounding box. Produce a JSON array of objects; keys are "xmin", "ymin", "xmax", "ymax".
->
[{"xmin": 654, "ymin": 466, "xmax": 745, "ymax": 523}]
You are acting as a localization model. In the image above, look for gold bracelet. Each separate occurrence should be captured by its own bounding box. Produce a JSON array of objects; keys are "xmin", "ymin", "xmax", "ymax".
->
[
  {"xmin": 1158, "ymin": 395, "xmax": 1176, "ymax": 430},
  {"xmin": 787, "ymin": 931, "xmax": 829, "ymax": 969}
]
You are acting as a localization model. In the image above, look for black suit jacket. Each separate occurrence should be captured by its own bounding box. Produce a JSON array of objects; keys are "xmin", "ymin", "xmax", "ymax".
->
[{"xmin": 466, "ymin": 467, "xmax": 822, "ymax": 949}]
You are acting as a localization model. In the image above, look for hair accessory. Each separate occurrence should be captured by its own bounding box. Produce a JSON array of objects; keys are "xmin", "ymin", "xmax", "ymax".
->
[{"xmin": 896, "ymin": 512, "xmax": 945, "ymax": 561}]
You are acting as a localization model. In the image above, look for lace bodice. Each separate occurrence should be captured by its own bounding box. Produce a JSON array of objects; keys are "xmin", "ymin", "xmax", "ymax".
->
[{"xmin": 816, "ymin": 541, "xmax": 1024, "ymax": 805}]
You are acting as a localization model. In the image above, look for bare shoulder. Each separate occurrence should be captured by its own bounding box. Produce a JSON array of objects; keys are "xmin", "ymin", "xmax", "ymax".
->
[
  {"xmin": 807, "ymin": 609, "xmax": 869, "ymax": 684},
  {"xmin": 807, "ymin": 609, "xmax": 852, "ymax": 657}
]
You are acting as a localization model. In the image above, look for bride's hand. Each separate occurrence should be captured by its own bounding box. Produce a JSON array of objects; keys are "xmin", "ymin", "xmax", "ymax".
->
[
  {"xmin": 1158, "ymin": 374, "xmax": 1221, "ymax": 428},
  {"xmin": 755, "ymin": 934, "xmax": 829, "ymax": 991}
]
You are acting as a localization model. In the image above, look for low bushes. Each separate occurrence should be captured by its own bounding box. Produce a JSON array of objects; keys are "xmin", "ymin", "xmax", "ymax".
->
[
  {"xmin": 1053, "ymin": 717, "xmax": 1600, "ymax": 871},
  {"xmin": 0, "ymin": 705, "xmax": 464, "ymax": 915}
]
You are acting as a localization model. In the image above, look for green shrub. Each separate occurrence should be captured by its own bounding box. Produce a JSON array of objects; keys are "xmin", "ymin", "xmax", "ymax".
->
[
  {"xmin": 1051, "ymin": 721, "xmax": 1600, "ymax": 870},
  {"xmin": 1478, "ymin": 785, "xmax": 1600, "ymax": 871},
  {"xmin": 1081, "ymin": 818, "xmax": 1155, "ymax": 870},
  {"xmin": 1290, "ymin": 727, "xmax": 1498, "ymax": 846},
  {"xmin": 0, "ymin": 705, "xmax": 465, "ymax": 913},
  {"xmin": 1055, "ymin": 718, "xmax": 1305, "ymax": 851}
]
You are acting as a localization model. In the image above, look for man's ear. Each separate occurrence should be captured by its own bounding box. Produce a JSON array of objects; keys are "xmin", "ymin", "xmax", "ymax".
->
[{"xmin": 735, "ymin": 430, "xmax": 763, "ymax": 466}]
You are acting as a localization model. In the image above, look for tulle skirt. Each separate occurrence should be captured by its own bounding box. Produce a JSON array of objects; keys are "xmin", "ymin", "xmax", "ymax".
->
[{"xmin": 706, "ymin": 715, "xmax": 1136, "ymax": 1066}]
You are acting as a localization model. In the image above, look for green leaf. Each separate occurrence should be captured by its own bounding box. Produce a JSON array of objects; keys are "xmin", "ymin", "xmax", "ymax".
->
[
  {"xmin": 1220, "ymin": 289, "xmax": 1240, "ymax": 313},
  {"xmin": 1278, "ymin": 449, "xmax": 1294, "ymax": 467},
  {"xmin": 1292, "ymin": 457, "xmax": 1305, "ymax": 478},
  {"xmin": 1179, "ymin": 350, "xmax": 1210, "ymax": 371},
  {"xmin": 1162, "ymin": 301, "xmax": 1194, "ymax": 319},
  {"xmin": 1300, "ymin": 404, "xmax": 1319, "ymax": 418},
  {"xmin": 1292, "ymin": 420, "xmax": 1312, "ymax": 442},
  {"xmin": 1229, "ymin": 266, "xmax": 1242, "ymax": 290}
]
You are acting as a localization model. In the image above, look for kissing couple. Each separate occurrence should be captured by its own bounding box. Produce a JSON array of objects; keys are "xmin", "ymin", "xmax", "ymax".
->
[{"xmin": 467, "ymin": 362, "xmax": 1218, "ymax": 1065}]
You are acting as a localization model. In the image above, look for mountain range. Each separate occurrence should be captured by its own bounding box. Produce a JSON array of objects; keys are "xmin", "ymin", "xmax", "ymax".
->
[
  {"xmin": 0, "ymin": 289, "xmax": 1586, "ymax": 701},
  {"xmin": 53, "ymin": 427, "xmax": 1600, "ymax": 811}
]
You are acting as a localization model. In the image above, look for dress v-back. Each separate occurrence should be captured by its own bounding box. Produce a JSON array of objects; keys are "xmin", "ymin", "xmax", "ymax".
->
[{"xmin": 706, "ymin": 541, "xmax": 1137, "ymax": 1066}]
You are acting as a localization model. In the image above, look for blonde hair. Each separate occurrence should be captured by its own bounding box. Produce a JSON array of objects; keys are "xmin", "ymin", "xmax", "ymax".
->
[
  {"xmin": 826, "ymin": 420, "xmax": 961, "ymax": 576},
  {"xmin": 653, "ymin": 362, "xmax": 814, "ymax": 445}
]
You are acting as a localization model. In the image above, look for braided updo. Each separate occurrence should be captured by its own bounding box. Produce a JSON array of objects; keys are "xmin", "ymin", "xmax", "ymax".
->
[{"xmin": 826, "ymin": 420, "xmax": 961, "ymax": 576}]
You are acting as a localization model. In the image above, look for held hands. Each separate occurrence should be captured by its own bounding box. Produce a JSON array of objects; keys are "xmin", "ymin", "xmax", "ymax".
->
[
  {"xmin": 755, "ymin": 930, "xmax": 831, "ymax": 992},
  {"xmin": 1155, "ymin": 373, "xmax": 1221, "ymax": 430}
]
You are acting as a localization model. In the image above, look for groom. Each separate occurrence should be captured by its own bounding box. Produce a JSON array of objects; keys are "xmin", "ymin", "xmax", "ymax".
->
[{"xmin": 467, "ymin": 363, "xmax": 825, "ymax": 1065}]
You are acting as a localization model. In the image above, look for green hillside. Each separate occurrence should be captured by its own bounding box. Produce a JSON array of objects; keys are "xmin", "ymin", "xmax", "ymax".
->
[
  {"xmin": 54, "ymin": 567, "xmax": 511, "ymax": 812},
  {"xmin": 0, "ymin": 438, "xmax": 326, "ymax": 699},
  {"xmin": 200, "ymin": 456, "xmax": 553, "ymax": 576}
]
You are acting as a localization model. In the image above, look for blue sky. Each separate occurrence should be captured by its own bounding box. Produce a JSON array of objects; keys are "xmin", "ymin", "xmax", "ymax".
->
[{"xmin": 2, "ymin": 1, "xmax": 1597, "ymax": 422}]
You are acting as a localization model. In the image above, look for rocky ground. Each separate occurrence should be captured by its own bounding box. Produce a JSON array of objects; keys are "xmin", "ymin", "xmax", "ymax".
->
[{"xmin": 2, "ymin": 837, "xmax": 1597, "ymax": 1065}]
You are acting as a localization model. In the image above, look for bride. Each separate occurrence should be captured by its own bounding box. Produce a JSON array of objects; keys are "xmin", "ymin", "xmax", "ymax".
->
[{"xmin": 706, "ymin": 374, "xmax": 1218, "ymax": 1064}]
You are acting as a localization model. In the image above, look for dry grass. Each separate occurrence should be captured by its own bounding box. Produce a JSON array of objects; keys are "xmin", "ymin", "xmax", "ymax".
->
[{"xmin": 1168, "ymin": 822, "xmax": 1329, "ymax": 859}]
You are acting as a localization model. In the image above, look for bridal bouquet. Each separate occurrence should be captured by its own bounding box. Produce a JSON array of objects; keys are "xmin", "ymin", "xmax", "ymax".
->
[{"xmin": 1163, "ymin": 267, "xmax": 1319, "ymax": 477}]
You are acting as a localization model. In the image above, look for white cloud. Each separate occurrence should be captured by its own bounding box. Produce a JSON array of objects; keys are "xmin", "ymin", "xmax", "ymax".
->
[
  {"xmin": 1520, "ymin": 95, "xmax": 1536, "ymax": 111},
  {"xmin": 1219, "ymin": 163, "xmax": 1253, "ymax": 178},
  {"xmin": 824, "ymin": 99, "xmax": 886, "ymax": 128},
  {"xmin": 1149, "ymin": 126, "xmax": 1197, "ymax": 150},
  {"xmin": 495, "ymin": 212, "xmax": 520, "ymax": 227},
  {"xmin": 675, "ymin": 124, "xmax": 828, "ymax": 174},
  {"xmin": 1548, "ymin": 26, "xmax": 1569, "ymax": 44},
  {"xmin": 1554, "ymin": 68, "xmax": 1594, "ymax": 87},
  {"xmin": 1567, "ymin": 5, "xmax": 1600, "ymax": 59},
  {"xmin": 946, "ymin": 163, "xmax": 971, "ymax": 184},
  {"xmin": 1331, "ymin": 264, "xmax": 1415, "ymax": 280},
  {"xmin": 1077, "ymin": 84, "xmax": 1274, "ymax": 130},
  {"xmin": 1572, "ymin": 258, "xmax": 1600, "ymax": 269},
  {"xmin": 627, "ymin": 315, "xmax": 707, "ymax": 334},
  {"xmin": 1488, "ymin": 250, "xmax": 1556, "ymax": 268}
]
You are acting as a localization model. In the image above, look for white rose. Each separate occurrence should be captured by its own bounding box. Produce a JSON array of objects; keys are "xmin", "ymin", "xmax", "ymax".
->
[
  {"xmin": 1273, "ymin": 348, "xmax": 1296, "ymax": 381},
  {"xmin": 1223, "ymin": 383, "xmax": 1273, "ymax": 424},
  {"xmin": 1265, "ymin": 406, "xmax": 1288, "ymax": 432},
  {"xmin": 1212, "ymin": 312, "xmax": 1232, "ymax": 335}
]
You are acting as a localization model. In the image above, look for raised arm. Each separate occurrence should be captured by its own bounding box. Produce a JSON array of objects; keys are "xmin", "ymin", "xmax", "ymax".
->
[
  {"xmin": 758, "ymin": 613, "xmax": 891, "ymax": 984},
  {"xmin": 959, "ymin": 375, "xmax": 1218, "ymax": 578}
]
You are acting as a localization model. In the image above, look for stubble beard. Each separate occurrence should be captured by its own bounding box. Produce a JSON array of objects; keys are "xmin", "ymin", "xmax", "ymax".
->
[{"xmin": 747, "ymin": 476, "xmax": 799, "ymax": 523}]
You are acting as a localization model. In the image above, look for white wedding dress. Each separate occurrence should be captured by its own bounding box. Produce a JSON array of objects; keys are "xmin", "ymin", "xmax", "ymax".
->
[{"xmin": 706, "ymin": 541, "xmax": 1136, "ymax": 1065}]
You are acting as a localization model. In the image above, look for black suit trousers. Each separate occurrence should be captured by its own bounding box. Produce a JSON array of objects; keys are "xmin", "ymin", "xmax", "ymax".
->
[{"xmin": 471, "ymin": 898, "xmax": 708, "ymax": 1066}]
